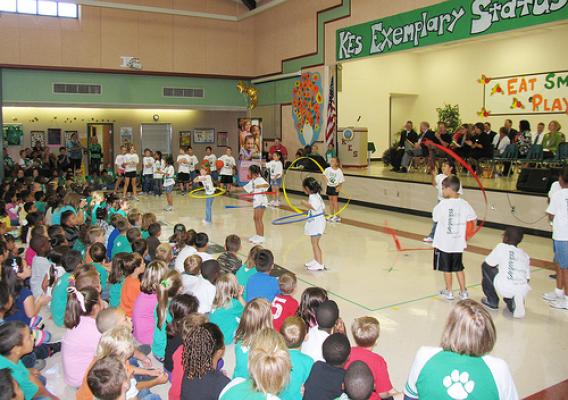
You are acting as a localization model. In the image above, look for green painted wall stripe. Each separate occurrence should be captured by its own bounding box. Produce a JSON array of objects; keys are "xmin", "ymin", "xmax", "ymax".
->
[{"xmin": 1, "ymin": 69, "xmax": 248, "ymax": 109}]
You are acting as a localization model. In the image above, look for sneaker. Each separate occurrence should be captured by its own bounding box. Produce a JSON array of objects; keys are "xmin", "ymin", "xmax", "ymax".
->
[
  {"xmin": 439, "ymin": 290, "xmax": 455, "ymax": 300},
  {"xmin": 512, "ymin": 295, "xmax": 525, "ymax": 318},
  {"xmin": 273, "ymin": 200, "xmax": 280, "ymax": 207},
  {"xmin": 423, "ymin": 236, "xmax": 433, "ymax": 243},
  {"xmin": 305, "ymin": 260, "xmax": 317, "ymax": 268},
  {"xmin": 164, "ymin": 206, "xmax": 173, "ymax": 212},
  {"xmin": 549, "ymin": 274, "xmax": 558, "ymax": 280},
  {"xmin": 202, "ymin": 220, "xmax": 212, "ymax": 225},
  {"xmin": 132, "ymin": 196, "xmax": 140, "ymax": 201},
  {"xmin": 550, "ymin": 298, "xmax": 568, "ymax": 310},
  {"xmin": 33, "ymin": 359, "xmax": 46, "ymax": 372},
  {"xmin": 543, "ymin": 290, "xmax": 564, "ymax": 302},
  {"xmin": 481, "ymin": 297, "xmax": 498, "ymax": 310},
  {"xmin": 307, "ymin": 262, "xmax": 325, "ymax": 271},
  {"xmin": 255, "ymin": 236, "xmax": 265, "ymax": 244},
  {"xmin": 334, "ymin": 216, "xmax": 341, "ymax": 223},
  {"xmin": 248, "ymin": 235, "xmax": 259, "ymax": 243},
  {"xmin": 459, "ymin": 291, "xmax": 469, "ymax": 300}
]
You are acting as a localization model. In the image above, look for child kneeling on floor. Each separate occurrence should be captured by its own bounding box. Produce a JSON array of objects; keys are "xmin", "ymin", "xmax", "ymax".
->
[{"xmin": 481, "ymin": 227, "xmax": 530, "ymax": 318}]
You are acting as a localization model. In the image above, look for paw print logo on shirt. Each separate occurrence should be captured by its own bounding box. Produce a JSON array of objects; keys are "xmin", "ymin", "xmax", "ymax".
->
[{"xmin": 443, "ymin": 370, "xmax": 475, "ymax": 399}]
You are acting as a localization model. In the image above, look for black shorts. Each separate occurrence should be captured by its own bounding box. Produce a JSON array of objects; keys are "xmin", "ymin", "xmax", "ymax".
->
[
  {"xmin": 326, "ymin": 186, "xmax": 339, "ymax": 196},
  {"xmin": 177, "ymin": 172, "xmax": 190, "ymax": 182},
  {"xmin": 433, "ymin": 248, "xmax": 464, "ymax": 272},
  {"xmin": 220, "ymin": 175, "xmax": 233, "ymax": 184},
  {"xmin": 125, "ymin": 171, "xmax": 137, "ymax": 178}
]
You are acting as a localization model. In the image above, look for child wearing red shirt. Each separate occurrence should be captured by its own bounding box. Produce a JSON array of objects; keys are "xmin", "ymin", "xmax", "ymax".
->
[
  {"xmin": 344, "ymin": 316, "xmax": 396, "ymax": 400},
  {"xmin": 271, "ymin": 272, "xmax": 299, "ymax": 332}
]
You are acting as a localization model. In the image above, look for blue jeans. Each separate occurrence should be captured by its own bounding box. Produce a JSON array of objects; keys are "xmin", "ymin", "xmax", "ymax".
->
[
  {"xmin": 153, "ymin": 178, "xmax": 163, "ymax": 196},
  {"xmin": 138, "ymin": 389, "xmax": 161, "ymax": 400},
  {"xmin": 142, "ymin": 174, "xmax": 153, "ymax": 193},
  {"xmin": 205, "ymin": 197, "xmax": 214, "ymax": 222}
]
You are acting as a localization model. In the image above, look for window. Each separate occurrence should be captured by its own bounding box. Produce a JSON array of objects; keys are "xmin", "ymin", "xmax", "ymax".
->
[{"xmin": 0, "ymin": 0, "xmax": 78, "ymax": 18}]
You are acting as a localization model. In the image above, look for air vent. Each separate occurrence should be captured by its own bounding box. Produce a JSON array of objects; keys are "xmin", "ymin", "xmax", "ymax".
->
[
  {"xmin": 163, "ymin": 87, "xmax": 204, "ymax": 98},
  {"xmin": 53, "ymin": 83, "xmax": 102, "ymax": 95}
]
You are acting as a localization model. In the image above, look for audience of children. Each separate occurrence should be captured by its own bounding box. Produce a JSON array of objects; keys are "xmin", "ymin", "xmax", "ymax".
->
[{"xmin": 0, "ymin": 170, "xmax": 527, "ymax": 400}]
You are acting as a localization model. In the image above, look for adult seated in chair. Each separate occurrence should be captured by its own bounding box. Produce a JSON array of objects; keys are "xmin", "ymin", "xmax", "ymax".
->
[
  {"xmin": 504, "ymin": 118, "xmax": 518, "ymax": 142},
  {"xmin": 492, "ymin": 127, "xmax": 511, "ymax": 156},
  {"xmin": 542, "ymin": 120, "xmax": 566, "ymax": 159},
  {"xmin": 399, "ymin": 121, "xmax": 439, "ymax": 173},
  {"xmin": 390, "ymin": 121, "xmax": 417, "ymax": 172},
  {"xmin": 464, "ymin": 122, "xmax": 492, "ymax": 172},
  {"xmin": 450, "ymin": 124, "xmax": 471, "ymax": 160},
  {"xmin": 484, "ymin": 122, "xmax": 497, "ymax": 143}
]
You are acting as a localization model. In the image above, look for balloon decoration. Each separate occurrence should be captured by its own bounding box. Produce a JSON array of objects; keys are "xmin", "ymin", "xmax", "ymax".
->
[
  {"xmin": 236, "ymin": 80, "xmax": 258, "ymax": 110},
  {"xmin": 292, "ymin": 73, "xmax": 323, "ymax": 146}
]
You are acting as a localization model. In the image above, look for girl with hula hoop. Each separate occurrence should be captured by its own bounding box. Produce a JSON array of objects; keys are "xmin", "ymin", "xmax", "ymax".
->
[
  {"xmin": 303, "ymin": 177, "xmax": 326, "ymax": 271},
  {"xmin": 231, "ymin": 165, "xmax": 269, "ymax": 244},
  {"xmin": 193, "ymin": 164, "xmax": 216, "ymax": 225}
]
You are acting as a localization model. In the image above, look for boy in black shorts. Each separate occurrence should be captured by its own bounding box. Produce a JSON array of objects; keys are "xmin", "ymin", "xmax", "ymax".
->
[{"xmin": 432, "ymin": 176, "xmax": 477, "ymax": 300}]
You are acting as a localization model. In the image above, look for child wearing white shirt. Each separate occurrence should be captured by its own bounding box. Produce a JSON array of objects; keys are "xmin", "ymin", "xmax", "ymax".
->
[
  {"xmin": 176, "ymin": 147, "xmax": 192, "ymax": 195},
  {"xmin": 323, "ymin": 158, "xmax": 345, "ymax": 223},
  {"xmin": 186, "ymin": 147, "xmax": 199, "ymax": 189},
  {"xmin": 163, "ymin": 156, "xmax": 175, "ymax": 212},
  {"xmin": 141, "ymin": 148, "xmax": 154, "ymax": 195},
  {"xmin": 302, "ymin": 177, "xmax": 327, "ymax": 271},
  {"xmin": 266, "ymin": 151, "xmax": 284, "ymax": 207},
  {"xmin": 152, "ymin": 151, "xmax": 164, "ymax": 196},
  {"xmin": 544, "ymin": 167, "xmax": 568, "ymax": 310},
  {"xmin": 204, "ymin": 146, "xmax": 218, "ymax": 182},
  {"xmin": 433, "ymin": 176, "xmax": 477, "ymax": 301},
  {"xmin": 194, "ymin": 165, "xmax": 216, "ymax": 225},
  {"xmin": 481, "ymin": 227, "xmax": 531, "ymax": 318},
  {"xmin": 218, "ymin": 147, "xmax": 237, "ymax": 191}
]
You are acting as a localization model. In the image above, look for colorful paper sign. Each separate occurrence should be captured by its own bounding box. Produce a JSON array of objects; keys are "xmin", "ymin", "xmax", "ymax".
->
[
  {"xmin": 483, "ymin": 71, "xmax": 568, "ymax": 115},
  {"xmin": 337, "ymin": 0, "xmax": 568, "ymax": 61},
  {"xmin": 292, "ymin": 73, "xmax": 324, "ymax": 146}
]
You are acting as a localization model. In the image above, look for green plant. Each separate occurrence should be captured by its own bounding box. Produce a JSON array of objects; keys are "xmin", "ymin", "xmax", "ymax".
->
[{"xmin": 436, "ymin": 104, "xmax": 461, "ymax": 134}]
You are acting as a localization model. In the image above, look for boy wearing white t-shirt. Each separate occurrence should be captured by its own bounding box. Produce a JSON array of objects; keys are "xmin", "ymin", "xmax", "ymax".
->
[
  {"xmin": 187, "ymin": 147, "xmax": 199, "ymax": 189},
  {"xmin": 544, "ymin": 166, "xmax": 568, "ymax": 310},
  {"xmin": 433, "ymin": 175, "xmax": 477, "ymax": 301},
  {"xmin": 141, "ymin": 148, "xmax": 154, "ymax": 195},
  {"xmin": 203, "ymin": 146, "xmax": 218, "ymax": 181},
  {"xmin": 176, "ymin": 147, "xmax": 192, "ymax": 195},
  {"xmin": 218, "ymin": 147, "xmax": 236, "ymax": 191},
  {"xmin": 481, "ymin": 227, "xmax": 530, "ymax": 318}
]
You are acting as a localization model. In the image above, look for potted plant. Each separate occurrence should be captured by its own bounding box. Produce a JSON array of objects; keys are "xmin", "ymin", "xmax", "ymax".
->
[{"xmin": 436, "ymin": 104, "xmax": 461, "ymax": 134}]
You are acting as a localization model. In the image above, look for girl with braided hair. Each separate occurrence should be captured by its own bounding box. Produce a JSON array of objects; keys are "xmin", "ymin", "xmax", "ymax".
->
[{"xmin": 181, "ymin": 323, "xmax": 229, "ymax": 400}]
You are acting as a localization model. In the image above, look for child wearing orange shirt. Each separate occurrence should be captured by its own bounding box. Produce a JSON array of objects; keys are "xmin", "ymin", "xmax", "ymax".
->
[{"xmin": 119, "ymin": 253, "xmax": 145, "ymax": 317}]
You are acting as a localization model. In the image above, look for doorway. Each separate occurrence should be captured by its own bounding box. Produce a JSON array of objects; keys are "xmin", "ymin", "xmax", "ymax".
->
[{"xmin": 87, "ymin": 123, "xmax": 114, "ymax": 172}]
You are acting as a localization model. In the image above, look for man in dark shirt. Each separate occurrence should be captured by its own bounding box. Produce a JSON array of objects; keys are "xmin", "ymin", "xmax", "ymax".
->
[
  {"xmin": 484, "ymin": 122, "xmax": 497, "ymax": 143},
  {"xmin": 390, "ymin": 121, "xmax": 418, "ymax": 171},
  {"xmin": 400, "ymin": 121, "xmax": 440, "ymax": 173},
  {"xmin": 504, "ymin": 119, "xmax": 518, "ymax": 142}
]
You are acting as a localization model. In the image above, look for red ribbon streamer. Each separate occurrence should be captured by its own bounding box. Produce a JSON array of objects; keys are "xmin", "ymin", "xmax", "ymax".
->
[
  {"xmin": 238, "ymin": 191, "xmax": 278, "ymax": 198},
  {"xmin": 423, "ymin": 140, "xmax": 487, "ymax": 238}
]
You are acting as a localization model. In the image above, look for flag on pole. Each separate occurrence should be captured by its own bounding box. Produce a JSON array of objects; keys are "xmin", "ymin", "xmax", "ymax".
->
[{"xmin": 325, "ymin": 76, "xmax": 336, "ymax": 148}]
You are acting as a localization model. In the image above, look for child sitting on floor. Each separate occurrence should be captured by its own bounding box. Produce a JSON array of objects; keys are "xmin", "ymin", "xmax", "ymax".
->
[
  {"xmin": 279, "ymin": 316, "xmax": 314, "ymax": 400},
  {"xmin": 210, "ymin": 273, "xmax": 245, "ymax": 345},
  {"xmin": 217, "ymin": 234, "xmax": 242, "ymax": 274},
  {"xmin": 245, "ymin": 249, "xmax": 280, "ymax": 303},
  {"xmin": 271, "ymin": 272, "xmax": 299, "ymax": 332}
]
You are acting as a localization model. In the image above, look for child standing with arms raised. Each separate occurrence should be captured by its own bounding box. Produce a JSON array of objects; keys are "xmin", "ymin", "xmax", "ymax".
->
[
  {"xmin": 303, "ymin": 177, "xmax": 327, "ymax": 271},
  {"xmin": 194, "ymin": 165, "xmax": 216, "ymax": 225},
  {"xmin": 324, "ymin": 157, "xmax": 344, "ymax": 223},
  {"xmin": 433, "ymin": 176, "xmax": 477, "ymax": 300}
]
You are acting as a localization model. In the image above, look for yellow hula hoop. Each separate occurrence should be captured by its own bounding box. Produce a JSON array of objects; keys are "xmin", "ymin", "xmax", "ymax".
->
[
  {"xmin": 282, "ymin": 156, "xmax": 351, "ymax": 217},
  {"xmin": 189, "ymin": 187, "xmax": 227, "ymax": 199}
]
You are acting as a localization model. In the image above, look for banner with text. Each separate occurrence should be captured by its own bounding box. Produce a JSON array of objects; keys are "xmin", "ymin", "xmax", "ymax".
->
[
  {"xmin": 483, "ymin": 71, "xmax": 568, "ymax": 115},
  {"xmin": 337, "ymin": 0, "xmax": 568, "ymax": 61}
]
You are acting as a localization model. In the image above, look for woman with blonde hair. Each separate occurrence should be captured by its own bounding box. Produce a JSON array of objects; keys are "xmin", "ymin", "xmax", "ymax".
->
[
  {"xmin": 221, "ymin": 328, "xmax": 291, "ymax": 399},
  {"xmin": 404, "ymin": 299, "xmax": 518, "ymax": 400}
]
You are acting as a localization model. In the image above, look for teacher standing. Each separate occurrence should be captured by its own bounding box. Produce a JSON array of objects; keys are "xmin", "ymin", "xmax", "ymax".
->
[{"xmin": 66, "ymin": 133, "xmax": 83, "ymax": 172}]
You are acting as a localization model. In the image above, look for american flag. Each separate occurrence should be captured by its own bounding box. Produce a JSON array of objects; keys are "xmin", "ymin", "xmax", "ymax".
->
[{"xmin": 324, "ymin": 76, "xmax": 336, "ymax": 148}]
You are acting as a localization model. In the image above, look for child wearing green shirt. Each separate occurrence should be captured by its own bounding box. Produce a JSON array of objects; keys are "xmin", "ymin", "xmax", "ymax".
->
[
  {"xmin": 235, "ymin": 245, "xmax": 262, "ymax": 300},
  {"xmin": 279, "ymin": 316, "xmax": 314, "ymax": 400},
  {"xmin": 50, "ymin": 250, "xmax": 83, "ymax": 327},
  {"xmin": 151, "ymin": 270, "xmax": 182, "ymax": 361},
  {"xmin": 90, "ymin": 242, "xmax": 110, "ymax": 296},
  {"xmin": 108, "ymin": 253, "xmax": 129, "ymax": 308},
  {"xmin": 210, "ymin": 274, "xmax": 245, "ymax": 345},
  {"xmin": 111, "ymin": 219, "xmax": 132, "ymax": 258}
]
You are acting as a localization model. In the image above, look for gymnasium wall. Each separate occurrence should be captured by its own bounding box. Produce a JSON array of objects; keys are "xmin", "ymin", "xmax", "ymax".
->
[
  {"xmin": 338, "ymin": 24, "xmax": 568, "ymax": 154},
  {"xmin": 2, "ymin": 107, "xmax": 245, "ymax": 161}
]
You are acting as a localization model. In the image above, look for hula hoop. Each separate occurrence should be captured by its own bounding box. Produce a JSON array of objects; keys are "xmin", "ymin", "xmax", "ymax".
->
[
  {"xmin": 239, "ymin": 191, "xmax": 277, "ymax": 198},
  {"xmin": 282, "ymin": 156, "xmax": 352, "ymax": 217},
  {"xmin": 189, "ymin": 187, "xmax": 226, "ymax": 199},
  {"xmin": 224, "ymin": 205, "xmax": 252, "ymax": 209},
  {"xmin": 423, "ymin": 140, "xmax": 488, "ymax": 239},
  {"xmin": 272, "ymin": 212, "xmax": 325, "ymax": 225}
]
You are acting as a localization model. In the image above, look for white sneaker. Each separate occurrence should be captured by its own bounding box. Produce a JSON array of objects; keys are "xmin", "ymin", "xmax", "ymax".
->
[
  {"xmin": 423, "ymin": 236, "xmax": 433, "ymax": 243},
  {"xmin": 256, "ymin": 236, "xmax": 265, "ymax": 244},
  {"xmin": 512, "ymin": 295, "xmax": 526, "ymax": 318},
  {"xmin": 273, "ymin": 200, "xmax": 280, "ymax": 207},
  {"xmin": 543, "ymin": 290, "xmax": 564, "ymax": 302},
  {"xmin": 248, "ymin": 235, "xmax": 259, "ymax": 243},
  {"xmin": 202, "ymin": 220, "xmax": 212, "ymax": 225},
  {"xmin": 439, "ymin": 290, "xmax": 455, "ymax": 300},
  {"xmin": 459, "ymin": 291, "xmax": 469, "ymax": 300},
  {"xmin": 132, "ymin": 196, "xmax": 140, "ymax": 201},
  {"xmin": 307, "ymin": 262, "xmax": 325, "ymax": 271},
  {"xmin": 163, "ymin": 206, "xmax": 173, "ymax": 212},
  {"xmin": 333, "ymin": 216, "xmax": 341, "ymax": 223},
  {"xmin": 305, "ymin": 260, "xmax": 317, "ymax": 268},
  {"xmin": 550, "ymin": 298, "xmax": 568, "ymax": 310}
]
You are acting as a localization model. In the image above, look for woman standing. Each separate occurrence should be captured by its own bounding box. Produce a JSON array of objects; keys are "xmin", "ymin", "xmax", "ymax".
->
[
  {"xmin": 66, "ymin": 133, "xmax": 83, "ymax": 172},
  {"xmin": 123, "ymin": 144, "xmax": 140, "ymax": 200},
  {"xmin": 88, "ymin": 135, "xmax": 103, "ymax": 175}
]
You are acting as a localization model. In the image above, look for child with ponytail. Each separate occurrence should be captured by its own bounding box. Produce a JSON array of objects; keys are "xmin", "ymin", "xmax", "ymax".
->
[
  {"xmin": 50, "ymin": 249, "xmax": 83, "ymax": 326},
  {"xmin": 152, "ymin": 270, "xmax": 182, "ymax": 362},
  {"xmin": 132, "ymin": 260, "xmax": 168, "ymax": 346},
  {"xmin": 210, "ymin": 273, "xmax": 245, "ymax": 345},
  {"xmin": 61, "ymin": 285, "xmax": 104, "ymax": 387},
  {"xmin": 108, "ymin": 252, "xmax": 129, "ymax": 308}
]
